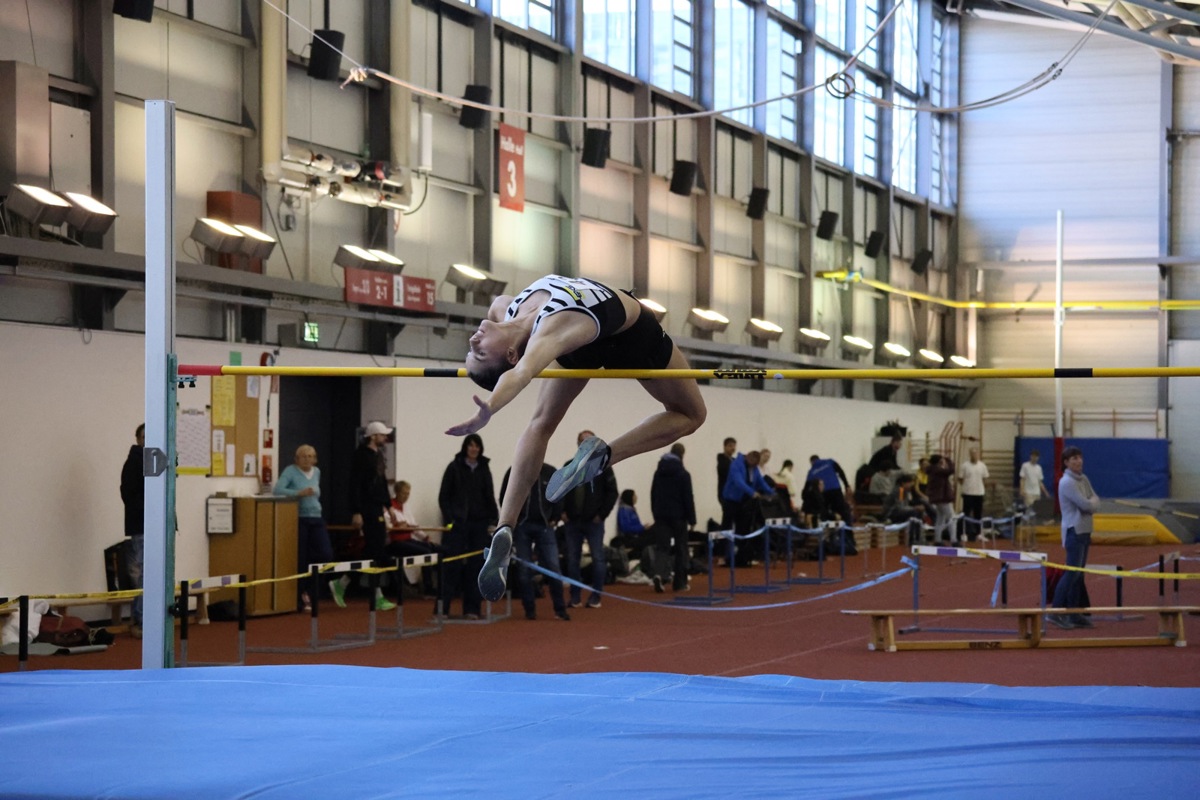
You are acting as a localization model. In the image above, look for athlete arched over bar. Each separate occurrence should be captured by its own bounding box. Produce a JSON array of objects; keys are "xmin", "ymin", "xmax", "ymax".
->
[{"xmin": 446, "ymin": 274, "xmax": 708, "ymax": 601}]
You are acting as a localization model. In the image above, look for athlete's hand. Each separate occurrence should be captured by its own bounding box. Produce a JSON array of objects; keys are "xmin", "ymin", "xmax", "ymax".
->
[{"xmin": 446, "ymin": 395, "xmax": 493, "ymax": 436}]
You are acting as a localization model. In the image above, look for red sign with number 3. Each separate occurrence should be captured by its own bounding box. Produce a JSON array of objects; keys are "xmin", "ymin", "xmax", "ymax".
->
[{"xmin": 498, "ymin": 122, "xmax": 524, "ymax": 212}]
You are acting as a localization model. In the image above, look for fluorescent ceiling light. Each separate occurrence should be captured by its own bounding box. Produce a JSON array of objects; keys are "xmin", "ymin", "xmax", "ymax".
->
[
  {"xmin": 882, "ymin": 342, "xmax": 912, "ymax": 359},
  {"xmin": 950, "ymin": 355, "xmax": 975, "ymax": 368}
]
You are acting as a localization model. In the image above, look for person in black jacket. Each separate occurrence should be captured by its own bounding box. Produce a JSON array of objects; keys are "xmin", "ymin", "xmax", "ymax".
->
[
  {"xmin": 500, "ymin": 463, "xmax": 569, "ymax": 621},
  {"xmin": 561, "ymin": 429, "xmax": 618, "ymax": 609},
  {"xmin": 333, "ymin": 421, "xmax": 397, "ymax": 610},
  {"xmin": 651, "ymin": 442, "xmax": 696, "ymax": 592},
  {"xmin": 716, "ymin": 437, "xmax": 737, "ymax": 529},
  {"xmin": 119, "ymin": 423, "xmax": 145, "ymax": 635},
  {"xmin": 438, "ymin": 433, "xmax": 499, "ymax": 619}
]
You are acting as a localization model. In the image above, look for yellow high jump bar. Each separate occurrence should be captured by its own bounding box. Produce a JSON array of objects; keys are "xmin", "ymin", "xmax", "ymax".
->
[{"xmin": 178, "ymin": 364, "xmax": 1200, "ymax": 381}]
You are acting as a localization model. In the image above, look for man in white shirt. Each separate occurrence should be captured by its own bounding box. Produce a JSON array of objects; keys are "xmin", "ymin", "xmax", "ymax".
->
[
  {"xmin": 1018, "ymin": 450, "xmax": 1051, "ymax": 509},
  {"xmin": 958, "ymin": 448, "xmax": 990, "ymax": 541}
]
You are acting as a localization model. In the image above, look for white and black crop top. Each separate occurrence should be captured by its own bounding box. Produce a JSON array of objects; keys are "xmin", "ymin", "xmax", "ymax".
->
[{"xmin": 504, "ymin": 275, "xmax": 627, "ymax": 343}]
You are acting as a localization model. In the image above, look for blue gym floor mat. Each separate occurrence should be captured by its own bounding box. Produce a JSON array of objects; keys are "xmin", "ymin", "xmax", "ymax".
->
[{"xmin": 2, "ymin": 666, "xmax": 1198, "ymax": 798}]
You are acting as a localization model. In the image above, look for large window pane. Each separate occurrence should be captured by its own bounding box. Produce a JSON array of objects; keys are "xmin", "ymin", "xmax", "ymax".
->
[
  {"xmin": 496, "ymin": 0, "xmax": 555, "ymax": 37},
  {"xmin": 652, "ymin": 0, "xmax": 694, "ymax": 96},
  {"xmin": 813, "ymin": 48, "xmax": 846, "ymax": 165},
  {"xmin": 814, "ymin": 0, "xmax": 847, "ymax": 48},
  {"xmin": 892, "ymin": 101, "xmax": 916, "ymax": 193},
  {"xmin": 853, "ymin": 72, "xmax": 880, "ymax": 178},
  {"xmin": 765, "ymin": 0, "xmax": 798, "ymax": 18},
  {"xmin": 713, "ymin": 0, "xmax": 753, "ymax": 125},
  {"xmin": 893, "ymin": 0, "xmax": 919, "ymax": 92},
  {"xmin": 583, "ymin": 0, "xmax": 635, "ymax": 74},
  {"xmin": 854, "ymin": 0, "xmax": 880, "ymax": 69},
  {"xmin": 765, "ymin": 21, "xmax": 800, "ymax": 141}
]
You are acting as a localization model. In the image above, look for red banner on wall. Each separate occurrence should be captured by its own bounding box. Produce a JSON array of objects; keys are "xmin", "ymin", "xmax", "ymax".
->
[
  {"xmin": 343, "ymin": 268, "xmax": 436, "ymax": 312},
  {"xmin": 498, "ymin": 122, "xmax": 525, "ymax": 212}
]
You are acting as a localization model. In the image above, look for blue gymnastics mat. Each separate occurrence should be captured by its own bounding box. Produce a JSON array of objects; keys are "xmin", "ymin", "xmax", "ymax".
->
[{"xmin": 1, "ymin": 665, "xmax": 1198, "ymax": 798}]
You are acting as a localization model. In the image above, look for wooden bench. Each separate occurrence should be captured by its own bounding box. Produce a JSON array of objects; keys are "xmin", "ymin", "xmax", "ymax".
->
[{"xmin": 842, "ymin": 606, "xmax": 1198, "ymax": 652}]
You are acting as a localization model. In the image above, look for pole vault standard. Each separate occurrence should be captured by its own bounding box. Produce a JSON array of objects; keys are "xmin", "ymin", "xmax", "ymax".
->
[{"xmin": 177, "ymin": 365, "xmax": 1200, "ymax": 380}]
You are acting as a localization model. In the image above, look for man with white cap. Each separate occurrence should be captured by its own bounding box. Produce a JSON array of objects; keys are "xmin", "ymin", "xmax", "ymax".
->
[{"xmin": 330, "ymin": 420, "xmax": 397, "ymax": 610}]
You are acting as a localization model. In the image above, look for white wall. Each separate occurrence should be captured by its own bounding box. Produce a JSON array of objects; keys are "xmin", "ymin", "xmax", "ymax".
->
[
  {"xmin": 958, "ymin": 18, "xmax": 1169, "ymax": 412},
  {"xmin": 0, "ymin": 320, "xmax": 970, "ymax": 600}
]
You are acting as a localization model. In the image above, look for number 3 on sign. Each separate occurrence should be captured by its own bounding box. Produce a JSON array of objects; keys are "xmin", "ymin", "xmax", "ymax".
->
[{"xmin": 497, "ymin": 122, "xmax": 524, "ymax": 212}]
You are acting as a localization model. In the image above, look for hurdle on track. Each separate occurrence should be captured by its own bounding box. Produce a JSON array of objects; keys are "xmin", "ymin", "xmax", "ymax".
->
[
  {"xmin": 765, "ymin": 518, "xmax": 846, "ymax": 586},
  {"xmin": 377, "ymin": 554, "xmax": 444, "ymax": 639},
  {"xmin": 901, "ymin": 545, "xmax": 1049, "ymax": 636},
  {"xmin": 667, "ymin": 531, "xmax": 734, "ymax": 606},
  {"xmin": 248, "ymin": 560, "xmax": 379, "ymax": 654},
  {"xmin": 177, "ymin": 574, "xmax": 246, "ymax": 668},
  {"xmin": 730, "ymin": 525, "xmax": 787, "ymax": 594}
]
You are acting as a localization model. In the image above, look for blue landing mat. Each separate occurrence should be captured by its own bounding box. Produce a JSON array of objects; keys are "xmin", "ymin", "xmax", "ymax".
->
[{"xmin": 1, "ymin": 666, "xmax": 1198, "ymax": 798}]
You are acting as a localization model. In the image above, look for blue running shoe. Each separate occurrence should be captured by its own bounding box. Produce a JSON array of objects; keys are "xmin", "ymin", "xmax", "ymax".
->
[
  {"xmin": 546, "ymin": 436, "xmax": 611, "ymax": 502},
  {"xmin": 478, "ymin": 525, "xmax": 513, "ymax": 602}
]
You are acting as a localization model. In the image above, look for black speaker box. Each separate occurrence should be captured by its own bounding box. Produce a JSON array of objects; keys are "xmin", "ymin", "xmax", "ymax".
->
[
  {"xmin": 113, "ymin": 0, "xmax": 154, "ymax": 21},
  {"xmin": 307, "ymin": 30, "xmax": 345, "ymax": 81},
  {"xmin": 746, "ymin": 187, "xmax": 770, "ymax": 220},
  {"xmin": 581, "ymin": 128, "xmax": 611, "ymax": 168},
  {"xmin": 912, "ymin": 249, "xmax": 933, "ymax": 276},
  {"xmin": 459, "ymin": 85, "xmax": 492, "ymax": 130},
  {"xmin": 864, "ymin": 230, "xmax": 884, "ymax": 258},
  {"xmin": 816, "ymin": 210, "xmax": 838, "ymax": 240},
  {"xmin": 669, "ymin": 160, "xmax": 697, "ymax": 196}
]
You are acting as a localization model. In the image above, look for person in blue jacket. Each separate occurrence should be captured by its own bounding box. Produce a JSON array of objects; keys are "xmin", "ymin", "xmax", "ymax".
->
[{"xmin": 722, "ymin": 450, "xmax": 773, "ymax": 566}]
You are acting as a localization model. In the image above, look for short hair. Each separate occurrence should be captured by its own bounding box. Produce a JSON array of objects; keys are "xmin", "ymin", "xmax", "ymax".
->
[
  {"xmin": 897, "ymin": 472, "xmax": 915, "ymax": 484},
  {"xmin": 1030, "ymin": 449, "xmax": 1040, "ymax": 457},
  {"xmin": 135, "ymin": 423, "xmax": 145, "ymax": 438},
  {"xmin": 619, "ymin": 489, "xmax": 636, "ymax": 505},
  {"xmin": 394, "ymin": 479, "xmax": 410, "ymax": 492},
  {"xmin": 929, "ymin": 454, "xmax": 943, "ymax": 466},
  {"xmin": 782, "ymin": 459, "xmax": 793, "ymax": 470},
  {"xmin": 723, "ymin": 437, "xmax": 737, "ymax": 447},
  {"xmin": 809, "ymin": 454, "xmax": 820, "ymax": 463},
  {"xmin": 467, "ymin": 360, "xmax": 515, "ymax": 391},
  {"xmin": 670, "ymin": 443, "xmax": 686, "ymax": 457},
  {"xmin": 295, "ymin": 444, "xmax": 316, "ymax": 458},
  {"xmin": 1061, "ymin": 446, "xmax": 1082, "ymax": 466}
]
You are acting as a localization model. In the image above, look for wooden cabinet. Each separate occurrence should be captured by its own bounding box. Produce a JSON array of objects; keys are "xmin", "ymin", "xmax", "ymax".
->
[{"xmin": 208, "ymin": 496, "xmax": 299, "ymax": 616}]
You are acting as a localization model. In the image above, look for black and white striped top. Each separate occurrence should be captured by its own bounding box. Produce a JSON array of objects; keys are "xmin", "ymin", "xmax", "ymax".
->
[{"xmin": 504, "ymin": 275, "xmax": 627, "ymax": 343}]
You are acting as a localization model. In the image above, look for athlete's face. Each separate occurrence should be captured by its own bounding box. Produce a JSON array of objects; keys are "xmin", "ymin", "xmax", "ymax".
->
[{"xmin": 466, "ymin": 319, "xmax": 510, "ymax": 372}]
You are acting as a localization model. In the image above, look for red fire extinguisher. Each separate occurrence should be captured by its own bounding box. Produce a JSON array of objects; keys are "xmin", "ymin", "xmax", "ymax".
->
[{"xmin": 261, "ymin": 454, "xmax": 273, "ymax": 487}]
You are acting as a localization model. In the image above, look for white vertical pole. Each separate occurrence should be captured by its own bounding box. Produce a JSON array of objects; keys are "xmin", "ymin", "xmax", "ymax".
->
[
  {"xmin": 1054, "ymin": 210, "xmax": 1065, "ymax": 437},
  {"xmin": 144, "ymin": 100, "xmax": 177, "ymax": 669}
]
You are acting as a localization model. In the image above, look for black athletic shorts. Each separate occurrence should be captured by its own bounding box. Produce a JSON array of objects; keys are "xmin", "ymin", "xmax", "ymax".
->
[{"xmin": 557, "ymin": 300, "xmax": 674, "ymax": 370}]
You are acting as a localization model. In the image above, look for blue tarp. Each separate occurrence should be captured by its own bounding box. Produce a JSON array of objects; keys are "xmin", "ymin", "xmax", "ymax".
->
[
  {"xmin": 1016, "ymin": 437, "xmax": 1170, "ymax": 499},
  {"xmin": 1, "ymin": 665, "xmax": 1198, "ymax": 798}
]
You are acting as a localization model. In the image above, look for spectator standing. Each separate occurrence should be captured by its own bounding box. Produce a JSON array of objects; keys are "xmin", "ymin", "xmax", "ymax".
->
[
  {"xmin": 722, "ymin": 450, "xmax": 773, "ymax": 566},
  {"xmin": 651, "ymin": 442, "xmax": 696, "ymax": 592},
  {"xmin": 717, "ymin": 437, "xmax": 737, "ymax": 529},
  {"xmin": 337, "ymin": 421, "xmax": 397, "ymax": 611},
  {"xmin": 119, "ymin": 423, "xmax": 145, "ymax": 638},
  {"xmin": 438, "ymin": 433, "xmax": 499, "ymax": 619},
  {"xmin": 561, "ymin": 428, "xmax": 618, "ymax": 609},
  {"xmin": 958, "ymin": 448, "xmax": 990, "ymax": 541},
  {"xmin": 926, "ymin": 454, "xmax": 957, "ymax": 544},
  {"xmin": 274, "ymin": 444, "xmax": 333, "ymax": 611},
  {"xmin": 1048, "ymin": 446, "xmax": 1101, "ymax": 630},
  {"xmin": 500, "ymin": 464, "xmax": 569, "ymax": 621},
  {"xmin": 1018, "ymin": 450, "xmax": 1051, "ymax": 510},
  {"xmin": 807, "ymin": 455, "xmax": 854, "ymax": 523}
]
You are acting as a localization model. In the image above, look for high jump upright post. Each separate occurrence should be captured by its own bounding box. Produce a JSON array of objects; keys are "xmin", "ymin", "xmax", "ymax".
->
[{"xmin": 143, "ymin": 100, "xmax": 178, "ymax": 669}]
